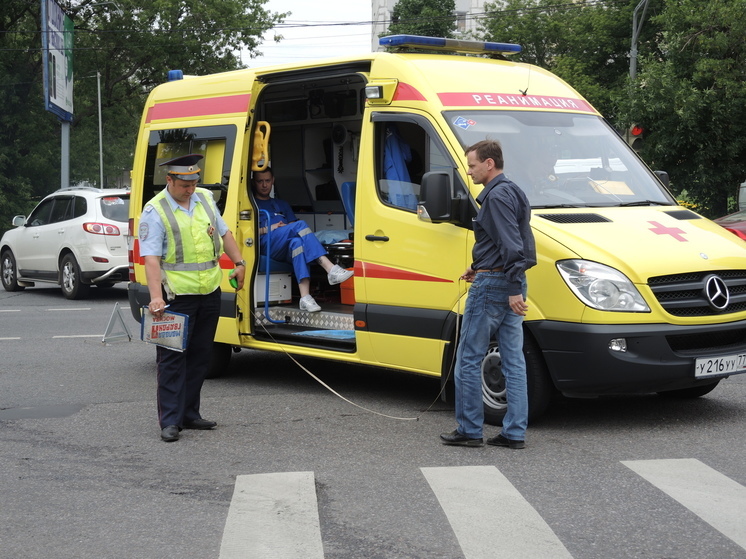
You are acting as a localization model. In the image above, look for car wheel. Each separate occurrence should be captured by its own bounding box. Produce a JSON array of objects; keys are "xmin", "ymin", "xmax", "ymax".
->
[
  {"xmin": 206, "ymin": 342, "xmax": 233, "ymax": 379},
  {"xmin": 482, "ymin": 336, "xmax": 554, "ymax": 425},
  {"xmin": 657, "ymin": 379, "xmax": 721, "ymax": 399},
  {"xmin": 1, "ymin": 250, "xmax": 25, "ymax": 292},
  {"xmin": 60, "ymin": 253, "xmax": 91, "ymax": 300}
]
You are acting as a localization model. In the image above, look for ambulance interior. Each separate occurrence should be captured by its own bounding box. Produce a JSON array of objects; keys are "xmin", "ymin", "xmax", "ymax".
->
[
  {"xmin": 248, "ymin": 70, "xmax": 445, "ymax": 346},
  {"xmin": 248, "ymin": 72, "xmax": 369, "ymax": 346}
]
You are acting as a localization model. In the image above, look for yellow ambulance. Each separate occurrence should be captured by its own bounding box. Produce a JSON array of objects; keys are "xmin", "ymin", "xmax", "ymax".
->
[{"xmin": 127, "ymin": 35, "xmax": 746, "ymax": 422}]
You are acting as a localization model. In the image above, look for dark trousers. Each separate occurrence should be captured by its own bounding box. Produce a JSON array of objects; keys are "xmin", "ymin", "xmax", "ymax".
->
[{"xmin": 156, "ymin": 289, "xmax": 221, "ymax": 428}]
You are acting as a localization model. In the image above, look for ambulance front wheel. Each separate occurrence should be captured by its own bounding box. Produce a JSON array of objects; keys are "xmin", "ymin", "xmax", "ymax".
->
[
  {"xmin": 481, "ymin": 336, "xmax": 554, "ymax": 425},
  {"xmin": 206, "ymin": 342, "xmax": 233, "ymax": 379}
]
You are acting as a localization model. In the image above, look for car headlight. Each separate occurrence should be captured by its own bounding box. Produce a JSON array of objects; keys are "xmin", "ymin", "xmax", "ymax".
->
[{"xmin": 556, "ymin": 259, "xmax": 649, "ymax": 312}]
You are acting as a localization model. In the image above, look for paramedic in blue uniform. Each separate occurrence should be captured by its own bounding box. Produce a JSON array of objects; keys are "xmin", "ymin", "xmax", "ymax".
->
[
  {"xmin": 252, "ymin": 167, "xmax": 352, "ymax": 312},
  {"xmin": 139, "ymin": 154, "xmax": 245, "ymax": 442},
  {"xmin": 440, "ymin": 140, "xmax": 536, "ymax": 449}
]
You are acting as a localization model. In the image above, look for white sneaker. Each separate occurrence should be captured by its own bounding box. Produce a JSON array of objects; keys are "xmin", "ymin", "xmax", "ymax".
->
[
  {"xmin": 327, "ymin": 264, "xmax": 353, "ymax": 285},
  {"xmin": 299, "ymin": 295, "xmax": 321, "ymax": 312}
]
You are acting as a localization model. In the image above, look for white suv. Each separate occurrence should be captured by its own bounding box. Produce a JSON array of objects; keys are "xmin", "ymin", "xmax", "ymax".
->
[{"xmin": 1, "ymin": 187, "xmax": 130, "ymax": 299}]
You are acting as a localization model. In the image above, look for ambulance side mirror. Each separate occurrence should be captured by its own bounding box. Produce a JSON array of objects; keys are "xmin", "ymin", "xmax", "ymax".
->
[
  {"xmin": 418, "ymin": 172, "xmax": 452, "ymax": 222},
  {"xmin": 654, "ymin": 170, "xmax": 669, "ymax": 188}
]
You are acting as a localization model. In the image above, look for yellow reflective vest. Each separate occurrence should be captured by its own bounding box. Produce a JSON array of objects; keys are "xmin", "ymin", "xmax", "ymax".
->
[{"xmin": 149, "ymin": 187, "xmax": 223, "ymax": 296}]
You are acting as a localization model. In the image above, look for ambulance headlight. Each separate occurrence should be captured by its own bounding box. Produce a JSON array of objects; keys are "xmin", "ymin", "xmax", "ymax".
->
[{"xmin": 557, "ymin": 260, "xmax": 649, "ymax": 312}]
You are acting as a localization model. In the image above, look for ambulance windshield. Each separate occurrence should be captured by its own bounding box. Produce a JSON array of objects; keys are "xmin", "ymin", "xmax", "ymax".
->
[{"xmin": 445, "ymin": 111, "xmax": 676, "ymax": 208}]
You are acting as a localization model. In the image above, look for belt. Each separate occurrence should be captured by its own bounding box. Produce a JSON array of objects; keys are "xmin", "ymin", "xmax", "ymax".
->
[{"xmin": 476, "ymin": 267, "xmax": 503, "ymax": 273}]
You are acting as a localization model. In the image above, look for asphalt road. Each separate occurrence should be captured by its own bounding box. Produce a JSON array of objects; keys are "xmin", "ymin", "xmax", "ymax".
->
[{"xmin": 1, "ymin": 284, "xmax": 745, "ymax": 559}]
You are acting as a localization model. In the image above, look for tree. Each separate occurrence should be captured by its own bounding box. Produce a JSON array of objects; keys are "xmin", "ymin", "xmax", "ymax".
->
[
  {"xmin": 386, "ymin": 0, "xmax": 457, "ymax": 39},
  {"xmin": 0, "ymin": 1, "xmax": 57, "ymax": 226},
  {"xmin": 0, "ymin": 0, "xmax": 286, "ymax": 236},
  {"xmin": 622, "ymin": 0, "xmax": 746, "ymax": 216},
  {"xmin": 480, "ymin": 0, "xmax": 656, "ymax": 123}
]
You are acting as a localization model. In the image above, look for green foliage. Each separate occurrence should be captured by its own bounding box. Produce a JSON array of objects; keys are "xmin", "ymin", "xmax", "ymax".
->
[
  {"xmin": 481, "ymin": 0, "xmax": 744, "ymax": 217},
  {"xmin": 481, "ymin": 0, "xmax": 646, "ymax": 122},
  {"xmin": 0, "ymin": 0, "xmax": 285, "ymax": 236},
  {"xmin": 386, "ymin": 0, "xmax": 457, "ymax": 39},
  {"xmin": 622, "ymin": 0, "xmax": 746, "ymax": 217}
]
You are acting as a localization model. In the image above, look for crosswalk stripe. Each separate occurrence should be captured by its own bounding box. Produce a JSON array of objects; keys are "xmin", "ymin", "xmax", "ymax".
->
[
  {"xmin": 622, "ymin": 458, "xmax": 746, "ymax": 550},
  {"xmin": 421, "ymin": 465, "xmax": 573, "ymax": 559},
  {"xmin": 218, "ymin": 471, "xmax": 324, "ymax": 559}
]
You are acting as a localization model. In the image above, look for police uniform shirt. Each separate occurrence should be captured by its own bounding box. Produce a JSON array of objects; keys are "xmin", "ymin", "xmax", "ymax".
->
[{"xmin": 139, "ymin": 187, "xmax": 229, "ymax": 257}]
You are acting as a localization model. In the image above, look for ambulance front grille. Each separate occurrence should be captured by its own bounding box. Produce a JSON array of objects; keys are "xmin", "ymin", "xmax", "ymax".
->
[
  {"xmin": 648, "ymin": 270, "xmax": 746, "ymax": 317},
  {"xmin": 667, "ymin": 328, "xmax": 746, "ymax": 354}
]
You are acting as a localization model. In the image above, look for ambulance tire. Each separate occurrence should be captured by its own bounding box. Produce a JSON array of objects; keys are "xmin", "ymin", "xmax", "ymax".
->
[
  {"xmin": 657, "ymin": 379, "xmax": 720, "ymax": 399},
  {"xmin": 206, "ymin": 342, "xmax": 232, "ymax": 379},
  {"xmin": 1, "ymin": 249, "xmax": 25, "ymax": 292},
  {"xmin": 482, "ymin": 336, "xmax": 553, "ymax": 426}
]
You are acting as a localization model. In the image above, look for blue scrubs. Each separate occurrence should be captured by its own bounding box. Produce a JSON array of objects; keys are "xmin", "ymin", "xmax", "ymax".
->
[{"xmin": 256, "ymin": 198, "xmax": 327, "ymax": 281}]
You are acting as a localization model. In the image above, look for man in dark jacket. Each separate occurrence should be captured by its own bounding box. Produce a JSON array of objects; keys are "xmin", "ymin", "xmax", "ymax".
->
[{"xmin": 440, "ymin": 140, "xmax": 536, "ymax": 449}]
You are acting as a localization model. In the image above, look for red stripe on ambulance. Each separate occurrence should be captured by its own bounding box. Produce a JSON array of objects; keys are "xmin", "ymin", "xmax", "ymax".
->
[
  {"xmin": 359, "ymin": 262, "xmax": 453, "ymax": 283},
  {"xmin": 393, "ymin": 83, "xmax": 427, "ymax": 101},
  {"xmin": 146, "ymin": 94, "xmax": 251, "ymax": 122}
]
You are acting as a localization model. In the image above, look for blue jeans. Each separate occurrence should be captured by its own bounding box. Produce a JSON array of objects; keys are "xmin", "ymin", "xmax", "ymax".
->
[{"xmin": 454, "ymin": 272, "xmax": 528, "ymax": 440}]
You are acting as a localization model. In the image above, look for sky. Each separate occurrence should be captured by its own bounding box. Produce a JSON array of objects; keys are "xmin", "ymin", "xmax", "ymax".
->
[{"xmin": 240, "ymin": 0, "xmax": 375, "ymax": 69}]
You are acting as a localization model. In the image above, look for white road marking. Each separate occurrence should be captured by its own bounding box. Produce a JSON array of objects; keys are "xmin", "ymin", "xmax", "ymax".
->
[
  {"xmin": 0, "ymin": 337, "xmax": 21, "ymax": 340},
  {"xmin": 0, "ymin": 309, "xmax": 20, "ymax": 312},
  {"xmin": 219, "ymin": 471, "xmax": 324, "ymax": 559},
  {"xmin": 52, "ymin": 335, "xmax": 101, "ymax": 338},
  {"xmin": 47, "ymin": 307, "xmax": 92, "ymax": 311},
  {"xmin": 421, "ymin": 465, "xmax": 573, "ymax": 559},
  {"xmin": 623, "ymin": 458, "xmax": 746, "ymax": 550}
]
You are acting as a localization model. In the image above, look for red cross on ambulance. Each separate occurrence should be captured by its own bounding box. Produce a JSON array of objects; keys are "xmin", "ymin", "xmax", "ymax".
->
[{"xmin": 648, "ymin": 221, "xmax": 688, "ymax": 242}]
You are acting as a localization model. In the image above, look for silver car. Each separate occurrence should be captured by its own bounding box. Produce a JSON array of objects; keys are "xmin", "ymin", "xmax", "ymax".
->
[{"xmin": 1, "ymin": 187, "xmax": 130, "ymax": 299}]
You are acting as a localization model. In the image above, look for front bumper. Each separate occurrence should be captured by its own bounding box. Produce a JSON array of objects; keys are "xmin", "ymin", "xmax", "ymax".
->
[{"xmin": 527, "ymin": 319, "xmax": 746, "ymax": 395}]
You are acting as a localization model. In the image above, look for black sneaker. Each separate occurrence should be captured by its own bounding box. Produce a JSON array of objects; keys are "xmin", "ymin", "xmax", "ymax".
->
[
  {"xmin": 440, "ymin": 429, "xmax": 484, "ymax": 447},
  {"xmin": 486, "ymin": 433, "xmax": 525, "ymax": 449}
]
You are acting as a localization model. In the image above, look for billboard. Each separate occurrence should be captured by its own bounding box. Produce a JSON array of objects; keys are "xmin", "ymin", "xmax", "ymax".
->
[{"xmin": 41, "ymin": 0, "xmax": 74, "ymax": 122}]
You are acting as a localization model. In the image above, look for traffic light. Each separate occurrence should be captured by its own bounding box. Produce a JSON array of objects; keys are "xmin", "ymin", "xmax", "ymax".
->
[{"xmin": 626, "ymin": 124, "xmax": 644, "ymax": 151}]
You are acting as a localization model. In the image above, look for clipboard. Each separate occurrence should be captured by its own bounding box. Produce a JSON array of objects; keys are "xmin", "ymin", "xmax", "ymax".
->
[{"xmin": 140, "ymin": 307, "xmax": 189, "ymax": 352}]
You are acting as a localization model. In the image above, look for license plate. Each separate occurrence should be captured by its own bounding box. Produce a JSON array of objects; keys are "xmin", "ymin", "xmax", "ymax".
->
[{"xmin": 695, "ymin": 353, "xmax": 746, "ymax": 378}]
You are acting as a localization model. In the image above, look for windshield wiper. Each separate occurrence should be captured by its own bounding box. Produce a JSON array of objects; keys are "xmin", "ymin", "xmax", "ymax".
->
[
  {"xmin": 616, "ymin": 200, "xmax": 672, "ymax": 207},
  {"xmin": 532, "ymin": 204, "xmax": 583, "ymax": 209}
]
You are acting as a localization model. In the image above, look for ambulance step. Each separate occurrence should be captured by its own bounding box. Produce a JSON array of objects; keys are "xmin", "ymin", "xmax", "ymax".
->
[{"xmin": 253, "ymin": 306, "xmax": 354, "ymax": 330}]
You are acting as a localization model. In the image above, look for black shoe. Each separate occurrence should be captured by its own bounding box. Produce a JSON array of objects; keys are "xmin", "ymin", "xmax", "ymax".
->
[
  {"xmin": 183, "ymin": 418, "xmax": 217, "ymax": 430},
  {"xmin": 161, "ymin": 425, "xmax": 180, "ymax": 442},
  {"xmin": 486, "ymin": 433, "xmax": 525, "ymax": 449},
  {"xmin": 440, "ymin": 429, "xmax": 483, "ymax": 447}
]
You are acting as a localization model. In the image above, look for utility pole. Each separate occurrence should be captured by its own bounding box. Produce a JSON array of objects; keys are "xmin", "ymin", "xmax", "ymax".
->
[
  {"xmin": 630, "ymin": 0, "xmax": 650, "ymax": 80},
  {"xmin": 97, "ymin": 71, "xmax": 104, "ymax": 189}
]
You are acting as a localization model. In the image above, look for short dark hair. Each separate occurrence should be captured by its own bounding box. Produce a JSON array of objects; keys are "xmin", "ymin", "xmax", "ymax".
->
[
  {"xmin": 252, "ymin": 166, "xmax": 273, "ymax": 180},
  {"xmin": 465, "ymin": 140, "xmax": 504, "ymax": 170}
]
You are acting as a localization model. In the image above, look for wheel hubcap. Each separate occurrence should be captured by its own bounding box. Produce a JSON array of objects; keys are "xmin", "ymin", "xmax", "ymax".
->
[
  {"xmin": 62, "ymin": 262, "xmax": 75, "ymax": 292},
  {"xmin": 2, "ymin": 257, "xmax": 13, "ymax": 285},
  {"xmin": 482, "ymin": 346, "xmax": 507, "ymax": 412}
]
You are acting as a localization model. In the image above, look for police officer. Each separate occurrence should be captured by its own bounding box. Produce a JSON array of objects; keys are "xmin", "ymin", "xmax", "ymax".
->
[{"xmin": 139, "ymin": 154, "xmax": 245, "ymax": 442}]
